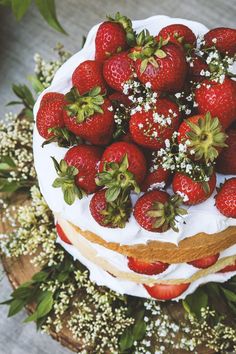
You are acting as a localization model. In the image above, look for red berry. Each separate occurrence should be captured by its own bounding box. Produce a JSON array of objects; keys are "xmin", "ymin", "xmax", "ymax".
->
[
  {"xmin": 72, "ymin": 60, "xmax": 107, "ymax": 95},
  {"xmin": 157, "ymin": 24, "xmax": 196, "ymax": 48},
  {"xmin": 99, "ymin": 142, "xmax": 147, "ymax": 184},
  {"xmin": 64, "ymin": 98, "xmax": 114, "ymax": 145},
  {"xmin": 129, "ymin": 98, "xmax": 181, "ymax": 150},
  {"xmin": 128, "ymin": 257, "xmax": 169, "ymax": 275},
  {"xmin": 64, "ymin": 145, "xmax": 103, "ymax": 194},
  {"xmin": 204, "ymin": 27, "xmax": 236, "ymax": 56},
  {"xmin": 188, "ymin": 254, "xmax": 219, "ymax": 269},
  {"xmin": 95, "ymin": 21, "xmax": 127, "ymax": 61},
  {"xmin": 135, "ymin": 43, "xmax": 187, "ymax": 93},
  {"xmin": 216, "ymin": 125, "xmax": 236, "ymax": 175},
  {"xmin": 40, "ymin": 92, "xmax": 65, "ymax": 106},
  {"xmin": 172, "ymin": 172, "xmax": 216, "ymax": 205},
  {"xmin": 141, "ymin": 167, "xmax": 170, "ymax": 192},
  {"xmin": 109, "ymin": 92, "xmax": 131, "ymax": 106},
  {"xmin": 103, "ymin": 52, "xmax": 134, "ymax": 92},
  {"xmin": 188, "ymin": 55, "xmax": 209, "ymax": 83},
  {"xmin": 195, "ymin": 78, "xmax": 236, "ymax": 130},
  {"xmin": 144, "ymin": 283, "xmax": 190, "ymax": 300},
  {"xmin": 37, "ymin": 98, "xmax": 65, "ymax": 139},
  {"xmin": 56, "ymin": 223, "xmax": 71, "ymax": 244},
  {"xmin": 215, "ymin": 178, "xmax": 236, "ymax": 218}
]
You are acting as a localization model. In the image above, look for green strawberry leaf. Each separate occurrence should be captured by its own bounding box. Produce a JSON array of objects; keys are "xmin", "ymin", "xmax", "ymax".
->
[{"xmin": 35, "ymin": 0, "xmax": 67, "ymax": 34}]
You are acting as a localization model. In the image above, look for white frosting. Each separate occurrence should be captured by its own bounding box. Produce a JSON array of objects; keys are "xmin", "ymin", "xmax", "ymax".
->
[{"xmin": 33, "ymin": 15, "xmax": 236, "ymax": 299}]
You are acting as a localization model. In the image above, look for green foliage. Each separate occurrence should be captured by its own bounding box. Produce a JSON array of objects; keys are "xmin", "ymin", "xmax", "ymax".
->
[
  {"xmin": 0, "ymin": 0, "xmax": 66, "ymax": 34},
  {"xmin": 8, "ymin": 83, "xmax": 35, "ymax": 119}
]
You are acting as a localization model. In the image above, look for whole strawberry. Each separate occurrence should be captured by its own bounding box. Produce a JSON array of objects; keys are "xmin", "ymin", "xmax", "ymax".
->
[
  {"xmin": 72, "ymin": 60, "xmax": 107, "ymax": 94},
  {"xmin": 37, "ymin": 92, "xmax": 65, "ymax": 139},
  {"xmin": 64, "ymin": 86, "xmax": 114, "ymax": 145},
  {"xmin": 129, "ymin": 98, "xmax": 181, "ymax": 150},
  {"xmin": 157, "ymin": 24, "xmax": 196, "ymax": 48},
  {"xmin": 215, "ymin": 178, "xmax": 236, "ymax": 218},
  {"xmin": 134, "ymin": 190, "xmax": 187, "ymax": 232},
  {"xmin": 178, "ymin": 112, "xmax": 227, "ymax": 162},
  {"xmin": 195, "ymin": 78, "xmax": 236, "ymax": 129},
  {"xmin": 127, "ymin": 257, "xmax": 169, "ymax": 275},
  {"xmin": 98, "ymin": 141, "xmax": 147, "ymax": 185},
  {"xmin": 131, "ymin": 35, "xmax": 187, "ymax": 92},
  {"xmin": 144, "ymin": 283, "xmax": 190, "ymax": 300},
  {"xmin": 52, "ymin": 145, "xmax": 103, "ymax": 205},
  {"xmin": 204, "ymin": 27, "xmax": 236, "ymax": 56},
  {"xmin": 188, "ymin": 253, "xmax": 219, "ymax": 269},
  {"xmin": 172, "ymin": 172, "xmax": 216, "ymax": 205},
  {"xmin": 95, "ymin": 13, "xmax": 135, "ymax": 61},
  {"xmin": 103, "ymin": 52, "xmax": 134, "ymax": 92},
  {"xmin": 216, "ymin": 125, "xmax": 236, "ymax": 174},
  {"xmin": 89, "ymin": 189, "xmax": 132, "ymax": 228},
  {"xmin": 141, "ymin": 166, "xmax": 170, "ymax": 192}
]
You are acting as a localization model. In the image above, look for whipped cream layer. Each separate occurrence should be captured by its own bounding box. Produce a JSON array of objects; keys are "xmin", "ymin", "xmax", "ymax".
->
[
  {"xmin": 56, "ymin": 229, "xmax": 236, "ymax": 301},
  {"xmin": 33, "ymin": 15, "xmax": 236, "ymax": 247}
]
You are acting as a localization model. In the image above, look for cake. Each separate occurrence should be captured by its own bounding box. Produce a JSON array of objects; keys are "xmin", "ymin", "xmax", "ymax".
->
[{"xmin": 33, "ymin": 14, "xmax": 236, "ymax": 301}]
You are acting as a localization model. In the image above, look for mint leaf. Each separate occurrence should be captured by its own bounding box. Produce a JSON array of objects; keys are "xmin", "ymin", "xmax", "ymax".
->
[
  {"xmin": 11, "ymin": 0, "xmax": 31, "ymax": 21},
  {"xmin": 35, "ymin": 0, "xmax": 67, "ymax": 34},
  {"xmin": 36, "ymin": 291, "xmax": 53, "ymax": 318},
  {"xmin": 8, "ymin": 299, "xmax": 25, "ymax": 317}
]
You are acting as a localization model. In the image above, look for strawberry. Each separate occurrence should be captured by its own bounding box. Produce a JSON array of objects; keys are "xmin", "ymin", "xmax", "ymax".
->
[
  {"xmin": 134, "ymin": 190, "xmax": 187, "ymax": 232},
  {"xmin": 218, "ymin": 260, "xmax": 236, "ymax": 273},
  {"xmin": 56, "ymin": 223, "xmax": 71, "ymax": 244},
  {"xmin": 127, "ymin": 257, "xmax": 169, "ymax": 275},
  {"xmin": 131, "ymin": 36, "xmax": 187, "ymax": 92},
  {"xmin": 129, "ymin": 98, "xmax": 181, "ymax": 150},
  {"xmin": 103, "ymin": 52, "xmax": 134, "ymax": 92},
  {"xmin": 52, "ymin": 145, "xmax": 103, "ymax": 205},
  {"xmin": 194, "ymin": 78, "xmax": 236, "ymax": 130},
  {"xmin": 204, "ymin": 27, "xmax": 236, "ymax": 56},
  {"xmin": 64, "ymin": 87, "xmax": 114, "ymax": 145},
  {"xmin": 37, "ymin": 94, "xmax": 65, "ymax": 139},
  {"xmin": 98, "ymin": 142, "xmax": 147, "ymax": 185},
  {"xmin": 40, "ymin": 92, "xmax": 65, "ymax": 105},
  {"xmin": 172, "ymin": 172, "xmax": 216, "ymax": 205},
  {"xmin": 188, "ymin": 253, "xmax": 219, "ymax": 269},
  {"xmin": 95, "ymin": 13, "xmax": 135, "ymax": 61},
  {"xmin": 109, "ymin": 92, "xmax": 131, "ymax": 106},
  {"xmin": 72, "ymin": 60, "xmax": 107, "ymax": 95},
  {"xmin": 216, "ymin": 125, "xmax": 236, "ymax": 174},
  {"xmin": 178, "ymin": 112, "xmax": 227, "ymax": 163},
  {"xmin": 141, "ymin": 166, "xmax": 170, "ymax": 192},
  {"xmin": 157, "ymin": 24, "xmax": 196, "ymax": 48},
  {"xmin": 89, "ymin": 189, "xmax": 131, "ymax": 228},
  {"xmin": 144, "ymin": 283, "xmax": 190, "ymax": 300},
  {"xmin": 215, "ymin": 178, "xmax": 236, "ymax": 218},
  {"xmin": 188, "ymin": 55, "xmax": 209, "ymax": 83}
]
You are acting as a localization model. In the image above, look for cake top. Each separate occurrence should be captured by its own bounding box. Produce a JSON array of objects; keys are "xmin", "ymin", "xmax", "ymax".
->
[{"xmin": 33, "ymin": 14, "xmax": 236, "ymax": 247}]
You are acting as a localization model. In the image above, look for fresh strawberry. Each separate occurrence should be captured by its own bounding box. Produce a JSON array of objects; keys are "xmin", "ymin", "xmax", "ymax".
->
[
  {"xmin": 89, "ymin": 189, "xmax": 131, "ymax": 228},
  {"xmin": 128, "ymin": 257, "xmax": 169, "ymax": 275},
  {"xmin": 178, "ymin": 112, "xmax": 227, "ymax": 162},
  {"xmin": 109, "ymin": 92, "xmax": 131, "ymax": 106},
  {"xmin": 172, "ymin": 172, "xmax": 216, "ymax": 205},
  {"xmin": 188, "ymin": 253, "xmax": 219, "ymax": 269},
  {"xmin": 103, "ymin": 52, "xmax": 134, "ymax": 92},
  {"xmin": 72, "ymin": 60, "xmax": 107, "ymax": 95},
  {"xmin": 157, "ymin": 24, "xmax": 196, "ymax": 48},
  {"xmin": 99, "ymin": 142, "xmax": 147, "ymax": 185},
  {"xmin": 64, "ymin": 87, "xmax": 114, "ymax": 145},
  {"xmin": 134, "ymin": 190, "xmax": 187, "ymax": 232},
  {"xmin": 37, "ymin": 95, "xmax": 65, "ymax": 139},
  {"xmin": 52, "ymin": 145, "xmax": 103, "ymax": 205},
  {"xmin": 131, "ymin": 37, "xmax": 187, "ymax": 92},
  {"xmin": 216, "ymin": 125, "xmax": 236, "ymax": 174},
  {"xmin": 204, "ymin": 27, "xmax": 236, "ymax": 56},
  {"xmin": 215, "ymin": 178, "xmax": 236, "ymax": 218},
  {"xmin": 40, "ymin": 92, "xmax": 65, "ymax": 106},
  {"xmin": 188, "ymin": 55, "xmax": 209, "ymax": 83},
  {"xmin": 129, "ymin": 98, "xmax": 181, "ymax": 150},
  {"xmin": 144, "ymin": 282, "xmax": 190, "ymax": 300},
  {"xmin": 194, "ymin": 78, "xmax": 236, "ymax": 130},
  {"xmin": 218, "ymin": 260, "xmax": 236, "ymax": 273},
  {"xmin": 141, "ymin": 166, "xmax": 170, "ymax": 192},
  {"xmin": 56, "ymin": 223, "xmax": 71, "ymax": 244}
]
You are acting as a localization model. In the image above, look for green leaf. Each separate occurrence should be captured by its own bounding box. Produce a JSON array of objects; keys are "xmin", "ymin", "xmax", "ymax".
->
[
  {"xmin": 0, "ymin": 0, "xmax": 11, "ymax": 5},
  {"xmin": 8, "ymin": 299, "xmax": 25, "ymax": 317},
  {"xmin": 222, "ymin": 288, "xmax": 236, "ymax": 303},
  {"xmin": 11, "ymin": 286, "xmax": 32, "ymax": 299},
  {"xmin": 32, "ymin": 271, "xmax": 48, "ymax": 283},
  {"xmin": 28, "ymin": 75, "xmax": 45, "ymax": 94},
  {"xmin": 133, "ymin": 320, "xmax": 146, "ymax": 341},
  {"xmin": 183, "ymin": 287, "xmax": 208, "ymax": 317},
  {"xmin": 36, "ymin": 291, "xmax": 53, "ymax": 318},
  {"xmin": 35, "ymin": 0, "xmax": 67, "ymax": 34},
  {"xmin": 11, "ymin": 0, "xmax": 31, "ymax": 21},
  {"xmin": 119, "ymin": 327, "xmax": 134, "ymax": 351},
  {"xmin": 105, "ymin": 186, "xmax": 121, "ymax": 202},
  {"xmin": 24, "ymin": 311, "xmax": 38, "ymax": 323}
]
